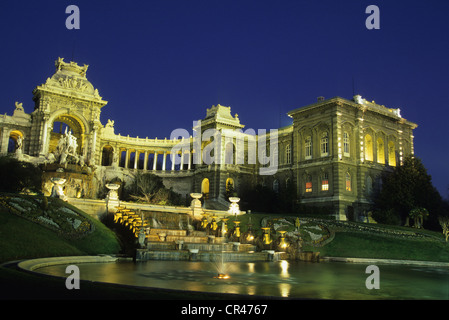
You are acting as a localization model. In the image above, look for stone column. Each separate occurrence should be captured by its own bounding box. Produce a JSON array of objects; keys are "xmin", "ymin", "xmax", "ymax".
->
[
  {"xmin": 143, "ymin": 150, "xmax": 148, "ymax": 170},
  {"xmin": 90, "ymin": 123, "xmax": 99, "ymax": 165},
  {"xmin": 125, "ymin": 149, "xmax": 130, "ymax": 168},
  {"xmin": 0, "ymin": 128, "xmax": 10, "ymax": 155},
  {"xmin": 153, "ymin": 151, "xmax": 158, "ymax": 170},
  {"xmin": 180, "ymin": 152, "xmax": 184, "ymax": 171},
  {"xmin": 171, "ymin": 152, "xmax": 175, "ymax": 171},
  {"xmin": 188, "ymin": 151, "xmax": 192, "ymax": 170},
  {"xmin": 134, "ymin": 150, "xmax": 139, "ymax": 169},
  {"xmin": 162, "ymin": 151, "xmax": 167, "ymax": 171},
  {"xmin": 40, "ymin": 114, "xmax": 50, "ymax": 156}
]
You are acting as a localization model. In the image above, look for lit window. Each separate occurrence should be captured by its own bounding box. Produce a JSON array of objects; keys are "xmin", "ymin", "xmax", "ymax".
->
[
  {"xmin": 321, "ymin": 172, "xmax": 329, "ymax": 191},
  {"xmin": 388, "ymin": 141, "xmax": 396, "ymax": 166},
  {"xmin": 305, "ymin": 175, "xmax": 312, "ymax": 192},
  {"xmin": 305, "ymin": 136, "xmax": 312, "ymax": 159},
  {"xmin": 364, "ymin": 134, "xmax": 373, "ymax": 161},
  {"xmin": 321, "ymin": 132, "xmax": 329, "ymax": 157},
  {"xmin": 377, "ymin": 138, "xmax": 385, "ymax": 164},
  {"xmin": 343, "ymin": 132, "xmax": 350, "ymax": 156},
  {"xmin": 345, "ymin": 172, "xmax": 351, "ymax": 191},
  {"xmin": 285, "ymin": 144, "xmax": 291, "ymax": 164}
]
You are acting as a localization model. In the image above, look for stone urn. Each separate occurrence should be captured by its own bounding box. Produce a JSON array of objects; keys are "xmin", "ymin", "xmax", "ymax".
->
[
  {"xmin": 190, "ymin": 193, "xmax": 203, "ymax": 217},
  {"xmin": 106, "ymin": 183, "xmax": 120, "ymax": 212},
  {"xmin": 228, "ymin": 197, "xmax": 241, "ymax": 216}
]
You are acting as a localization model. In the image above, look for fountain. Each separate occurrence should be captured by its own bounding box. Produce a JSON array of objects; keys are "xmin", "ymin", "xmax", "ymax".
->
[
  {"xmin": 220, "ymin": 218, "xmax": 229, "ymax": 237},
  {"xmin": 210, "ymin": 216, "xmax": 219, "ymax": 232},
  {"xmin": 246, "ymin": 217, "xmax": 254, "ymax": 242},
  {"xmin": 233, "ymin": 220, "xmax": 241, "ymax": 239},
  {"xmin": 278, "ymin": 230, "xmax": 288, "ymax": 249},
  {"xmin": 50, "ymin": 177, "xmax": 67, "ymax": 201},
  {"xmin": 262, "ymin": 227, "xmax": 272, "ymax": 245},
  {"xmin": 228, "ymin": 197, "xmax": 241, "ymax": 217},
  {"xmin": 200, "ymin": 213, "xmax": 209, "ymax": 230}
]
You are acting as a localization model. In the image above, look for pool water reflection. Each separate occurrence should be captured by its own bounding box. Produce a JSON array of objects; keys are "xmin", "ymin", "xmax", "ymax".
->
[{"xmin": 36, "ymin": 260, "xmax": 449, "ymax": 299}]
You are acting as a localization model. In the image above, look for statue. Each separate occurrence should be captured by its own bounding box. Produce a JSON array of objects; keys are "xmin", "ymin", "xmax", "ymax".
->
[
  {"xmin": 15, "ymin": 135, "xmax": 23, "ymax": 151},
  {"xmin": 15, "ymin": 102, "xmax": 24, "ymax": 112},
  {"xmin": 112, "ymin": 149, "xmax": 118, "ymax": 167},
  {"xmin": 54, "ymin": 128, "xmax": 81, "ymax": 165},
  {"xmin": 106, "ymin": 119, "xmax": 114, "ymax": 128},
  {"xmin": 14, "ymin": 135, "xmax": 23, "ymax": 160}
]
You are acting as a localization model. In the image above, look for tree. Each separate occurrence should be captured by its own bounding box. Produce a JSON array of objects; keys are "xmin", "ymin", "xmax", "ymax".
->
[
  {"xmin": 124, "ymin": 172, "xmax": 183, "ymax": 206},
  {"xmin": 408, "ymin": 207, "xmax": 429, "ymax": 228},
  {"xmin": 0, "ymin": 156, "xmax": 42, "ymax": 193},
  {"xmin": 126, "ymin": 172, "xmax": 164, "ymax": 202},
  {"xmin": 372, "ymin": 156, "xmax": 443, "ymax": 229},
  {"xmin": 438, "ymin": 216, "xmax": 449, "ymax": 242}
]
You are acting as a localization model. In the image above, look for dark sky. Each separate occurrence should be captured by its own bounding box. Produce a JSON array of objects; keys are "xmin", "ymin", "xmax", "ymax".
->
[{"xmin": 0, "ymin": 0, "xmax": 448, "ymax": 199}]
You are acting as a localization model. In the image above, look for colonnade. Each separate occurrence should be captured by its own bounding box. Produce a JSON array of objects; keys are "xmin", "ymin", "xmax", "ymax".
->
[{"xmin": 102, "ymin": 145, "xmax": 197, "ymax": 172}]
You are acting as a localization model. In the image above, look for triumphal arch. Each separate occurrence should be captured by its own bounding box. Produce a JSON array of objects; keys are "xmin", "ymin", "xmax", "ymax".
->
[{"xmin": 0, "ymin": 58, "xmax": 418, "ymax": 220}]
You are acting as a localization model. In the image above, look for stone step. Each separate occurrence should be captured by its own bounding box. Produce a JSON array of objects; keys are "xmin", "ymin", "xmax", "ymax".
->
[
  {"xmin": 149, "ymin": 228, "xmax": 187, "ymax": 236},
  {"xmin": 167, "ymin": 235, "xmax": 208, "ymax": 243}
]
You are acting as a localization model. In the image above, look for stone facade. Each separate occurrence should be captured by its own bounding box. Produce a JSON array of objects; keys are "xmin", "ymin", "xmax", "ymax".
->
[{"xmin": 0, "ymin": 59, "xmax": 417, "ymax": 220}]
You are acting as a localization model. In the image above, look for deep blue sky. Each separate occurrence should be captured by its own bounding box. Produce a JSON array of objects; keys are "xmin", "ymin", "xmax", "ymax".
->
[{"xmin": 0, "ymin": 0, "xmax": 448, "ymax": 198}]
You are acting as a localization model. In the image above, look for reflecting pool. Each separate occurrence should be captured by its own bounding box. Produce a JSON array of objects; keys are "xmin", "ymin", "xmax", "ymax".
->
[{"xmin": 36, "ymin": 260, "xmax": 449, "ymax": 299}]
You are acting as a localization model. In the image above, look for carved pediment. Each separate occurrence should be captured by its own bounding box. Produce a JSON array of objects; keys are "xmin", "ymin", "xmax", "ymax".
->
[{"xmin": 35, "ymin": 58, "xmax": 105, "ymax": 103}]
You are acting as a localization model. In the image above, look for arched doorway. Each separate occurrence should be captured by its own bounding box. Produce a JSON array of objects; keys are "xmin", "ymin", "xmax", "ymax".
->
[
  {"xmin": 7, "ymin": 130, "xmax": 24, "ymax": 153},
  {"xmin": 101, "ymin": 145, "xmax": 114, "ymax": 166},
  {"xmin": 225, "ymin": 177, "xmax": 235, "ymax": 200},
  {"xmin": 201, "ymin": 178, "xmax": 210, "ymax": 200},
  {"xmin": 49, "ymin": 114, "xmax": 85, "ymax": 155}
]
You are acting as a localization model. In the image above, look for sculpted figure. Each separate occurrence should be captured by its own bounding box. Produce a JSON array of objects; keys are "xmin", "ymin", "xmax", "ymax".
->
[
  {"xmin": 15, "ymin": 102, "xmax": 24, "ymax": 111},
  {"xmin": 106, "ymin": 119, "xmax": 115, "ymax": 128}
]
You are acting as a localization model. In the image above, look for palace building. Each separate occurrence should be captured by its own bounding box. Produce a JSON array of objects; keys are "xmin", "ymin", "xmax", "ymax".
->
[{"xmin": 0, "ymin": 58, "xmax": 417, "ymax": 220}]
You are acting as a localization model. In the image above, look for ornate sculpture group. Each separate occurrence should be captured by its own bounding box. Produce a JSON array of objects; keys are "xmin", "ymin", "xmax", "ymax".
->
[{"xmin": 51, "ymin": 128, "xmax": 84, "ymax": 166}]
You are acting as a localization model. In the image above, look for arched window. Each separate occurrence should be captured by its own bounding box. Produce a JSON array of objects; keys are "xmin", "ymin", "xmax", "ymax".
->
[
  {"xmin": 366, "ymin": 175, "xmax": 373, "ymax": 195},
  {"xmin": 345, "ymin": 172, "xmax": 352, "ymax": 191},
  {"xmin": 273, "ymin": 179, "xmax": 279, "ymax": 193},
  {"xmin": 321, "ymin": 172, "xmax": 329, "ymax": 191},
  {"xmin": 320, "ymin": 132, "xmax": 329, "ymax": 157},
  {"xmin": 388, "ymin": 141, "xmax": 396, "ymax": 167},
  {"xmin": 101, "ymin": 145, "xmax": 114, "ymax": 166},
  {"xmin": 8, "ymin": 130, "xmax": 24, "ymax": 153},
  {"xmin": 224, "ymin": 142, "xmax": 235, "ymax": 165},
  {"xmin": 285, "ymin": 144, "xmax": 291, "ymax": 164},
  {"xmin": 305, "ymin": 136, "xmax": 312, "ymax": 159},
  {"xmin": 343, "ymin": 132, "xmax": 350, "ymax": 157},
  {"xmin": 305, "ymin": 175, "xmax": 312, "ymax": 193},
  {"xmin": 364, "ymin": 134, "xmax": 373, "ymax": 161},
  {"xmin": 377, "ymin": 138, "xmax": 385, "ymax": 164}
]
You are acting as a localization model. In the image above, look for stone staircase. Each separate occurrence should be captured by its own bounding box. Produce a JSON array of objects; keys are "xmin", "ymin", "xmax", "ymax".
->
[
  {"xmin": 145, "ymin": 228, "xmax": 257, "ymax": 252},
  {"xmin": 111, "ymin": 207, "xmax": 285, "ymax": 262},
  {"xmin": 135, "ymin": 226, "xmax": 279, "ymax": 262}
]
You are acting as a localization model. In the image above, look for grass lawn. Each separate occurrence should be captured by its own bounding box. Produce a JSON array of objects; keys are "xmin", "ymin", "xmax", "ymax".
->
[
  {"xmin": 0, "ymin": 196, "xmax": 121, "ymax": 263},
  {"xmin": 318, "ymin": 232, "xmax": 449, "ymax": 262}
]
